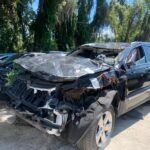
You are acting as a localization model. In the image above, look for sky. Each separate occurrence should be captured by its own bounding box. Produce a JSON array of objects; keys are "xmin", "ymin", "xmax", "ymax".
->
[
  {"xmin": 89, "ymin": 0, "xmax": 97, "ymax": 23},
  {"xmin": 32, "ymin": 0, "xmax": 39, "ymax": 12}
]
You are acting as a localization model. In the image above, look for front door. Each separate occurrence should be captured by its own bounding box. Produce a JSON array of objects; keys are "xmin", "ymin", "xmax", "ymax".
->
[{"xmin": 126, "ymin": 46, "xmax": 149, "ymax": 109}]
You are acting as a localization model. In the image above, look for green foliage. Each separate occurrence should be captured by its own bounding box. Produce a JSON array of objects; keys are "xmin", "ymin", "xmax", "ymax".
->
[
  {"xmin": 55, "ymin": 0, "xmax": 77, "ymax": 51},
  {"xmin": 0, "ymin": 0, "xmax": 21, "ymax": 52},
  {"xmin": 91, "ymin": 0, "xmax": 108, "ymax": 30},
  {"xmin": 109, "ymin": 0, "xmax": 150, "ymax": 42},
  {"xmin": 0, "ymin": 0, "xmax": 150, "ymax": 53},
  {"xmin": 0, "ymin": 0, "xmax": 35, "ymax": 53},
  {"xmin": 75, "ymin": 0, "xmax": 109, "ymax": 46},
  {"xmin": 32, "ymin": 0, "xmax": 62, "ymax": 51},
  {"xmin": 75, "ymin": 0, "xmax": 93, "ymax": 46},
  {"xmin": 135, "ymin": 0, "xmax": 150, "ymax": 41},
  {"xmin": 5, "ymin": 64, "xmax": 22, "ymax": 86}
]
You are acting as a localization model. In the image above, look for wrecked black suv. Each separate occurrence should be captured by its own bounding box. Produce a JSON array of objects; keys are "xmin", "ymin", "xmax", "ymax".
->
[{"xmin": 4, "ymin": 42, "xmax": 150, "ymax": 150}]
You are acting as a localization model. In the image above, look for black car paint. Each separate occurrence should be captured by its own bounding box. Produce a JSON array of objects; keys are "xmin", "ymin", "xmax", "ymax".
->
[
  {"xmin": 116, "ymin": 43, "xmax": 150, "ymax": 115},
  {"xmin": 64, "ymin": 42, "xmax": 150, "ymax": 144}
]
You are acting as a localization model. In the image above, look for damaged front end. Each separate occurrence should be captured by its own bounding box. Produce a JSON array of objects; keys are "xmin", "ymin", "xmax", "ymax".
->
[{"xmin": 6, "ymin": 53, "xmax": 123, "ymax": 144}]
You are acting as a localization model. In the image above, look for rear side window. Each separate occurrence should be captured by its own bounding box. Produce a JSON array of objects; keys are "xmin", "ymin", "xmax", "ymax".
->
[{"xmin": 143, "ymin": 46, "xmax": 150, "ymax": 62}]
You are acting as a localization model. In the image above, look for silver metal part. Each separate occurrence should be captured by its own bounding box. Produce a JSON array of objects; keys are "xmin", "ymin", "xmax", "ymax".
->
[
  {"xmin": 28, "ymin": 86, "xmax": 56, "ymax": 94},
  {"xmin": 46, "ymin": 110, "xmax": 68, "ymax": 136},
  {"xmin": 39, "ymin": 99, "xmax": 52, "ymax": 110},
  {"xmin": 96, "ymin": 111, "xmax": 113, "ymax": 148},
  {"xmin": 11, "ymin": 108, "xmax": 68, "ymax": 137}
]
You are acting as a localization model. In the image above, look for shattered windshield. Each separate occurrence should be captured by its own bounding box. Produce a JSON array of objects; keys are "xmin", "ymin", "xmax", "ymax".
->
[
  {"xmin": 70, "ymin": 48, "xmax": 118, "ymax": 66},
  {"xmin": 15, "ymin": 54, "xmax": 109, "ymax": 78}
]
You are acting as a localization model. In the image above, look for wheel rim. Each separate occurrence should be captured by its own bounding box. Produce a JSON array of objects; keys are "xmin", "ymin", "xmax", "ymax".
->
[{"xmin": 96, "ymin": 111, "xmax": 113, "ymax": 148}]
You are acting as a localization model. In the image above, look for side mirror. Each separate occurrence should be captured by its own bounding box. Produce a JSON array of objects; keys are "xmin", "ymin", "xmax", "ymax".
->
[{"xmin": 126, "ymin": 61, "xmax": 135, "ymax": 68}]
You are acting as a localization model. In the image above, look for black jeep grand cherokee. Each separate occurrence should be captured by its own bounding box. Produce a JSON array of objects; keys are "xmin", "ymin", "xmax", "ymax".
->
[{"xmin": 3, "ymin": 42, "xmax": 150, "ymax": 150}]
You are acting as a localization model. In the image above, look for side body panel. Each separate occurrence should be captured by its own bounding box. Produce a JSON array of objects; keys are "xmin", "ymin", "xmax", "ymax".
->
[{"xmin": 117, "ymin": 44, "xmax": 150, "ymax": 115}]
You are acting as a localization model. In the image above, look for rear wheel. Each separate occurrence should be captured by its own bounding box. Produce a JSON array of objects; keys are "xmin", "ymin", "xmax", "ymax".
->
[{"xmin": 78, "ymin": 105, "xmax": 115, "ymax": 150}]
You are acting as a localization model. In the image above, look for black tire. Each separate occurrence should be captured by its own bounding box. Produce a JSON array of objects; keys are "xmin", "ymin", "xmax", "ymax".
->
[{"xmin": 78, "ymin": 103, "xmax": 115, "ymax": 150}]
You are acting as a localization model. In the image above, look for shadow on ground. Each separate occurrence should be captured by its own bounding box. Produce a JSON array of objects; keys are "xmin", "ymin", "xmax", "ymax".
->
[{"xmin": 113, "ymin": 101, "xmax": 150, "ymax": 137}]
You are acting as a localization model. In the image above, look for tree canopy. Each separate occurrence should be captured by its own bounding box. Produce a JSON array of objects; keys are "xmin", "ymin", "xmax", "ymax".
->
[
  {"xmin": 109, "ymin": 0, "xmax": 150, "ymax": 42},
  {"xmin": 0, "ymin": 0, "xmax": 150, "ymax": 53}
]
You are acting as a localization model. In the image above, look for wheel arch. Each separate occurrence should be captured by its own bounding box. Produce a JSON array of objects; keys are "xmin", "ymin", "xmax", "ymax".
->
[
  {"xmin": 98, "ymin": 90, "xmax": 122, "ymax": 116},
  {"xmin": 62, "ymin": 91, "xmax": 120, "ymax": 146},
  {"xmin": 111, "ymin": 92, "xmax": 121, "ymax": 115}
]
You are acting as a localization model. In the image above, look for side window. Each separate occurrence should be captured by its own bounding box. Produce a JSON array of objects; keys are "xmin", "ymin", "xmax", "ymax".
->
[
  {"xmin": 143, "ymin": 46, "xmax": 150, "ymax": 62},
  {"xmin": 127, "ymin": 47, "xmax": 146, "ymax": 65}
]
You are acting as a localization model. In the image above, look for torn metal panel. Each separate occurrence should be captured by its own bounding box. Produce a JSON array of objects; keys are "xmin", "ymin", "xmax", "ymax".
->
[{"xmin": 15, "ymin": 53, "xmax": 110, "ymax": 81}]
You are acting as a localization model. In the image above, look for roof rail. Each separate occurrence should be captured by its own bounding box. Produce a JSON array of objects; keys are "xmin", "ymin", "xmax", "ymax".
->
[{"xmin": 131, "ymin": 41, "xmax": 150, "ymax": 45}]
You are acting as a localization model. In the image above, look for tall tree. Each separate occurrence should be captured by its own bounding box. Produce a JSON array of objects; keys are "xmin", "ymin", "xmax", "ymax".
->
[
  {"xmin": 32, "ymin": 0, "xmax": 62, "ymax": 51},
  {"xmin": 55, "ymin": 0, "xmax": 77, "ymax": 51},
  {"xmin": 135, "ymin": 0, "xmax": 150, "ymax": 41},
  {"xmin": 17, "ymin": 0, "xmax": 35, "ymax": 51},
  {"xmin": 0, "ymin": 0, "xmax": 23, "ymax": 52},
  {"xmin": 75, "ymin": 0, "xmax": 108, "ymax": 46},
  {"xmin": 91, "ymin": 0, "xmax": 108, "ymax": 31},
  {"xmin": 109, "ymin": 0, "xmax": 150, "ymax": 42},
  {"xmin": 0, "ymin": 0, "xmax": 35, "ymax": 53},
  {"xmin": 75, "ymin": 0, "xmax": 94, "ymax": 46}
]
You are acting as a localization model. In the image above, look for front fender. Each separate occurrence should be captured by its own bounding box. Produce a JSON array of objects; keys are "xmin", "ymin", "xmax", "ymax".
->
[
  {"xmin": 61, "ymin": 91, "xmax": 117, "ymax": 145},
  {"xmin": 98, "ymin": 90, "xmax": 118, "ymax": 108},
  {"xmin": 62, "ymin": 113, "xmax": 97, "ymax": 145}
]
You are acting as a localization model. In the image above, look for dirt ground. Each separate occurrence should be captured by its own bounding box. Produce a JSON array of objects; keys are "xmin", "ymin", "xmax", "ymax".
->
[{"xmin": 0, "ymin": 101, "xmax": 150, "ymax": 150}]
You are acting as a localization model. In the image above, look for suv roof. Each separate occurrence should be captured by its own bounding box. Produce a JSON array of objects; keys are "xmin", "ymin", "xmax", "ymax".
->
[
  {"xmin": 80, "ymin": 42, "xmax": 150, "ymax": 53},
  {"xmin": 131, "ymin": 41, "xmax": 150, "ymax": 46},
  {"xmin": 80, "ymin": 42, "xmax": 130, "ymax": 51}
]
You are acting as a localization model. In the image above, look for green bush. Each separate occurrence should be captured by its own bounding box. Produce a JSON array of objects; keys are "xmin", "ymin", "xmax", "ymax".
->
[{"xmin": 5, "ymin": 64, "xmax": 22, "ymax": 87}]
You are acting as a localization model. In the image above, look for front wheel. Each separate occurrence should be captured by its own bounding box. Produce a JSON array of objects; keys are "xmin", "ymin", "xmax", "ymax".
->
[{"xmin": 78, "ymin": 105, "xmax": 115, "ymax": 150}]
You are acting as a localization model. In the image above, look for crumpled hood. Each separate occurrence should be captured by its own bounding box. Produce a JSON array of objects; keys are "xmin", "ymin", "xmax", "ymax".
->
[{"xmin": 15, "ymin": 53, "xmax": 109, "ymax": 81}]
